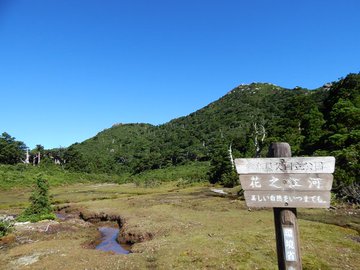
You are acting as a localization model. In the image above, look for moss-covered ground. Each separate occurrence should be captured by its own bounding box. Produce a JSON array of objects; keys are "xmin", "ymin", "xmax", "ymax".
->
[{"xmin": 0, "ymin": 182, "xmax": 359, "ymax": 269}]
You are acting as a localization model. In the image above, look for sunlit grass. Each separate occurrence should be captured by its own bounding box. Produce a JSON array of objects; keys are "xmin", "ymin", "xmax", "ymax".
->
[{"xmin": 1, "ymin": 179, "xmax": 359, "ymax": 269}]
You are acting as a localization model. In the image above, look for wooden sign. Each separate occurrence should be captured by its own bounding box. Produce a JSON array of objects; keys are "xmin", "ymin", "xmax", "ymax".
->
[
  {"xmin": 244, "ymin": 190, "xmax": 331, "ymax": 208},
  {"xmin": 235, "ymin": 157, "xmax": 335, "ymax": 174},
  {"xmin": 240, "ymin": 173, "xmax": 333, "ymax": 208},
  {"xmin": 235, "ymin": 156, "xmax": 335, "ymax": 209},
  {"xmin": 239, "ymin": 174, "xmax": 333, "ymax": 191}
]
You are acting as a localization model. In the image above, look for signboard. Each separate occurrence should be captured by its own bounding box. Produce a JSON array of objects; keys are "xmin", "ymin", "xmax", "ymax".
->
[
  {"xmin": 235, "ymin": 157, "xmax": 335, "ymax": 174},
  {"xmin": 244, "ymin": 190, "xmax": 331, "ymax": 208},
  {"xmin": 239, "ymin": 174, "xmax": 333, "ymax": 191},
  {"xmin": 235, "ymin": 157, "xmax": 335, "ymax": 208}
]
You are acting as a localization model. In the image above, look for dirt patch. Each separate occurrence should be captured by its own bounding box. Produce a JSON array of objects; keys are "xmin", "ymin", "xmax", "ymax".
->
[
  {"xmin": 0, "ymin": 234, "xmax": 16, "ymax": 246},
  {"xmin": 15, "ymin": 220, "xmax": 60, "ymax": 233},
  {"xmin": 0, "ymin": 211, "xmax": 97, "ymax": 253},
  {"xmin": 80, "ymin": 211, "xmax": 125, "ymax": 225},
  {"xmin": 12, "ymin": 253, "xmax": 41, "ymax": 267},
  {"xmin": 119, "ymin": 227, "xmax": 153, "ymax": 244},
  {"xmin": 348, "ymin": 235, "xmax": 360, "ymax": 243}
]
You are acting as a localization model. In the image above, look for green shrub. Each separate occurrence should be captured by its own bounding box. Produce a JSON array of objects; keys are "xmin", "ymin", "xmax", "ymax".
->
[
  {"xmin": 221, "ymin": 170, "xmax": 239, "ymax": 188},
  {"xmin": 17, "ymin": 175, "xmax": 55, "ymax": 222},
  {"xmin": 16, "ymin": 213, "xmax": 55, "ymax": 223},
  {"xmin": 0, "ymin": 219, "xmax": 13, "ymax": 237},
  {"xmin": 338, "ymin": 182, "xmax": 360, "ymax": 204}
]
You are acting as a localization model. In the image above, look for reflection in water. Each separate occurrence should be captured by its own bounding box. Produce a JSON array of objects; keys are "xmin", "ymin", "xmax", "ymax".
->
[{"xmin": 96, "ymin": 227, "xmax": 130, "ymax": 254}]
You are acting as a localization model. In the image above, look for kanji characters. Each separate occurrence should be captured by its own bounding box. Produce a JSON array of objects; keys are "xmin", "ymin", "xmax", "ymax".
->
[
  {"xmin": 269, "ymin": 176, "xmax": 281, "ymax": 189},
  {"xmin": 288, "ymin": 177, "xmax": 302, "ymax": 188},
  {"xmin": 283, "ymin": 227, "xmax": 297, "ymax": 262},
  {"xmin": 308, "ymin": 177, "xmax": 322, "ymax": 189},
  {"xmin": 250, "ymin": 176, "xmax": 262, "ymax": 188}
]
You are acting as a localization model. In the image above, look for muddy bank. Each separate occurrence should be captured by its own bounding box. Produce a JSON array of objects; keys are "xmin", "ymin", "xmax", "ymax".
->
[
  {"xmin": 79, "ymin": 211, "xmax": 153, "ymax": 245},
  {"xmin": 2, "ymin": 211, "xmax": 132, "ymax": 255},
  {"xmin": 0, "ymin": 213, "xmax": 95, "ymax": 253}
]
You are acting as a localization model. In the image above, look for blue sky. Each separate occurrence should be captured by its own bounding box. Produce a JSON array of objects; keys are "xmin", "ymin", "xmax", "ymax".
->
[{"xmin": 1, "ymin": 0, "xmax": 359, "ymax": 149}]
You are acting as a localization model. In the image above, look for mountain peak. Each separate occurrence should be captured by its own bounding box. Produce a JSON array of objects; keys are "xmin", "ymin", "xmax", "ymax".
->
[{"xmin": 226, "ymin": 82, "xmax": 283, "ymax": 96}]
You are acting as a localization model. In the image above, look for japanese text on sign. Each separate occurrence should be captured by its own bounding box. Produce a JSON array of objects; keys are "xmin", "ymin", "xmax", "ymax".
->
[
  {"xmin": 235, "ymin": 157, "xmax": 335, "ymax": 174},
  {"xmin": 282, "ymin": 227, "xmax": 297, "ymax": 262}
]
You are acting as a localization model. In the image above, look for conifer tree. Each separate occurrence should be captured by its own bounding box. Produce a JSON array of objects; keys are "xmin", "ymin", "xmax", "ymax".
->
[
  {"xmin": 208, "ymin": 141, "xmax": 237, "ymax": 187},
  {"xmin": 17, "ymin": 175, "xmax": 55, "ymax": 222}
]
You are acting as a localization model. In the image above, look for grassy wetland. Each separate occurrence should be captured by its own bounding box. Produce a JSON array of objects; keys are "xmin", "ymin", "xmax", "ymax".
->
[
  {"xmin": 0, "ymin": 177, "xmax": 359, "ymax": 270},
  {"xmin": 1, "ymin": 74, "xmax": 359, "ymax": 269}
]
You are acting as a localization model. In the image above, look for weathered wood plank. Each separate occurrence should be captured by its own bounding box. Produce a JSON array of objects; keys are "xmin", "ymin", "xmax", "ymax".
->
[
  {"xmin": 235, "ymin": 156, "xmax": 335, "ymax": 174},
  {"xmin": 239, "ymin": 174, "xmax": 333, "ymax": 191},
  {"xmin": 244, "ymin": 190, "xmax": 331, "ymax": 208}
]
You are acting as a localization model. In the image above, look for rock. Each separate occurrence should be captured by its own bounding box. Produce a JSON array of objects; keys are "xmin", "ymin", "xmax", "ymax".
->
[
  {"xmin": 12, "ymin": 254, "xmax": 40, "ymax": 266},
  {"xmin": 210, "ymin": 188, "xmax": 227, "ymax": 195},
  {"xmin": 0, "ymin": 215, "xmax": 15, "ymax": 222},
  {"xmin": 14, "ymin": 221, "xmax": 31, "ymax": 226}
]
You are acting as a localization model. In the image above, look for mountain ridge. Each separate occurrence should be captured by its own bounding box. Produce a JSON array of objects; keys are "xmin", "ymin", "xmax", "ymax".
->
[
  {"xmin": 64, "ymin": 73, "xmax": 359, "ymax": 191},
  {"xmin": 71, "ymin": 83, "xmax": 316, "ymax": 168}
]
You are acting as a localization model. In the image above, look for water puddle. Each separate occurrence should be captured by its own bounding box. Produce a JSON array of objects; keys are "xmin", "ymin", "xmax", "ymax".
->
[
  {"xmin": 55, "ymin": 213, "xmax": 66, "ymax": 220},
  {"xmin": 55, "ymin": 211, "xmax": 131, "ymax": 254},
  {"xmin": 96, "ymin": 227, "xmax": 130, "ymax": 254}
]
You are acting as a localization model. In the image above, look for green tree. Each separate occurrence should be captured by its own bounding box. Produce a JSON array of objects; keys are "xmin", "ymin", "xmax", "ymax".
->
[
  {"xmin": 208, "ymin": 141, "xmax": 237, "ymax": 187},
  {"xmin": 301, "ymin": 107, "xmax": 325, "ymax": 153},
  {"xmin": 0, "ymin": 132, "xmax": 27, "ymax": 164},
  {"xmin": 17, "ymin": 175, "xmax": 55, "ymax": 222},
  {"xmin": 328, "ymin": 99, "xmax": 360, "ymax": 148},
  {"xmin": 63, "ymin": 146, "xmax": 89, "ymax": 172},
  {"xmin": 326, "ymin": 98, "xmax": 360, "ymax": 187},
  {"xmin": 321, "ymin": 74, "xmax": 360, "ymax": 189}
]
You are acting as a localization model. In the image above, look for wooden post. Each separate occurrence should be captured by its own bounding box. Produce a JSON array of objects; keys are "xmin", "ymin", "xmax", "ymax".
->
[
  {"xmin": 236, "ymin": 144, "xmax": 334, "ymax": 269},
  {"xmin": 269, "ymin": 142, "xmax": 302, "ymax": 270}
]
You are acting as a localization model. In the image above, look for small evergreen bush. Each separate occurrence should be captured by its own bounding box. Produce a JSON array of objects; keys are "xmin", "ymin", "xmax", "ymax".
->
[
  {"xmin": 17, "ymin": 175, "xmax": 55, "ymax": 222},
  {"xmin": 221, "ymin": 170, "xmax": 238, "ymax": 188}
]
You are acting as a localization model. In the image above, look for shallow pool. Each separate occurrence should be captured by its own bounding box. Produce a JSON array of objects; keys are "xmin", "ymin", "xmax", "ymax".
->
[{"xmin": 95, "ymin": 227, "xmax": 130, "ymax": 254}]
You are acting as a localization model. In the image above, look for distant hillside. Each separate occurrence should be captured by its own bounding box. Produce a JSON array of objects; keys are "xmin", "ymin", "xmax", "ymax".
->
[
  {"xmin": 69, "ymin": 73, "xmax": 359, "ymax": 190},
  {"xmin": 70, "ymin": 123, "xmax": 157, "ymax": 174}
]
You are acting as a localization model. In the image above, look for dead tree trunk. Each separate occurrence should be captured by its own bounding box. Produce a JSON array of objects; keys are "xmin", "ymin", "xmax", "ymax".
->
[
  {"xmin": 21, "ymin": 148, "xmax": 30, "ymax": 164},
  {"xmin": 32, "ymin": 152, "xmax": 41, "ymax": 166},
  {"xmin": 228, "ymin": 143, "xmax": 234, "ymax": 169},
  {"xmin": 253, "ymin": 122, "xmax": 266, "ymax": 157}
]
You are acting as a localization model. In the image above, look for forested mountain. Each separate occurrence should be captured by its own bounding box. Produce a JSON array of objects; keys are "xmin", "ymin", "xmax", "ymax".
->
[
  {"xmin": 1, "ymin": 73, "xmax": 358, "ymax": 195},
  {"xmin": 67, "ymin": 73, "xmax": 359, "ymax": 191}
]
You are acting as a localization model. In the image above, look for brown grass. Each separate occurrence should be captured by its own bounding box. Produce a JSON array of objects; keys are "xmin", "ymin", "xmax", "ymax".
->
[{"xmin": 0, "ymin": 182, "xmax": 359, "ymax": 269}]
